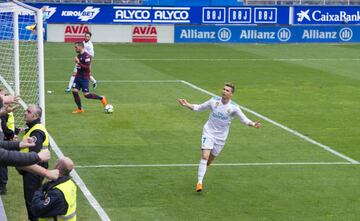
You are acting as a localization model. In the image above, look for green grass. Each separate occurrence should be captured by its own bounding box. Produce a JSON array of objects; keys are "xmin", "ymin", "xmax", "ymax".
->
[{"xmin": 2, "ymin": 43, "xmax": 360, "ymax": 220}]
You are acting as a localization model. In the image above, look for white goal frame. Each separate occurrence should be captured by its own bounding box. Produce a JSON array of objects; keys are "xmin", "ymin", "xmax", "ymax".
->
[{"xmin": 0, "ymin": 0, "xmax": 45, "ymax": 124}]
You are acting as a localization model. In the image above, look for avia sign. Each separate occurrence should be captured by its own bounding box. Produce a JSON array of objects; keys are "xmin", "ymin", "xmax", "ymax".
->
[
  {"xmin": 64, "ymin": 25, "xmax": 90, "ymax": 42},
  {"xmin": 132, "ymin": 25, "xmax": 157, "ymax": 43}
]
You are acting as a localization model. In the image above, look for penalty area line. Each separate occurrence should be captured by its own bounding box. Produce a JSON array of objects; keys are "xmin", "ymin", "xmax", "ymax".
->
[
  {"xmin": 75, "ymin": 162, "xmax": 353, "ymax": 169},
  {"xmin": 180, "ymin": 80, "xmax": 360, "ymax": 165},
  {"xmin": 45, "ymin": 80, "xmax": 181, "ymax": 83},
  {"xmin": 44, "ymin": 58, "xmax": 360, "ymax": 62}
]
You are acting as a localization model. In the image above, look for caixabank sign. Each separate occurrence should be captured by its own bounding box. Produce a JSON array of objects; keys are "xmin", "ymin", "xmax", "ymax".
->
[
  {"xmin": 293, "ymin": 6, "xmax": 360, "ymax": 25},
  {"xmin": 175, "ymin": 25, "xmax": 360, "ymax": 43}
]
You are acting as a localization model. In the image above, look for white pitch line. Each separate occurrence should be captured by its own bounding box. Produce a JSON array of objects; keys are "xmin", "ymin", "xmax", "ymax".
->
[
  {"xmin": 0, "ymin": 77, "xmax": 111, "ymax": 221},
  {"xmin": 75, "ymin": 162, "xmax": 353, "ymax": 169},
  {"xmin": 44, "ymin": 58, "xmax": 360, "ymax": 62},
  {"xmin": 45, "ymin": 80, "xmax": 181, "ymax": 83},
  {"xmin": 43, "ymin": 78, "xmax": 360, "ymax": 164},
  {"xmin": 0, "ymin": 196, "xmax": 7, "ymax": 221},
  {"xmin": 180, "ymin": 80, "xmax": 360, "ymax": 164},
  {"xmin": 49, "ymin": 137, "xmax": 111, "ymax": 221}
]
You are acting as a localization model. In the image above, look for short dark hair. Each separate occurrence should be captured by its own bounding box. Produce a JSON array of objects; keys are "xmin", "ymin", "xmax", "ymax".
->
[
  {"xmin": 85, "ymin": 31, "xmax": 92, "ymax": 37},
  {"xmin": 75, "ymin": 42, "xmax": 84, "ymax": 47},
  {"xmin": 225, "ymin": 83, "xmax": 235, "ymax": 93},
  {"xmin": 29, "ymin": 104, "xmax": 42, "ymax": 119},
  {"xmin": 35, "ymin": 105, "xmax": 42, "ymax": 119},
  {"xmin": 59, "ymin": 163, "xmax": 71, "ymax": 176}
]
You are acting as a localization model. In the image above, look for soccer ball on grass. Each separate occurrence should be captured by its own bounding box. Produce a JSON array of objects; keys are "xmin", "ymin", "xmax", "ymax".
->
[{"xmin": 104, "ymin": 104, "xmax": 114, "ymax": 114}]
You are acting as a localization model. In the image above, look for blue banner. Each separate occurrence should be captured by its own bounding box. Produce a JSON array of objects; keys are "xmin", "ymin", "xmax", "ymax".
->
[
  {"xmin": 293, "ymin": 6, "xmax": 360, "ymax": 25},
  {"xmin": 175, "ymin": 25, "xmax": 359, "ymax": 43},
  {"xmin": 28, "ymin": 3, "xmax": 289, "ymax": 25}
]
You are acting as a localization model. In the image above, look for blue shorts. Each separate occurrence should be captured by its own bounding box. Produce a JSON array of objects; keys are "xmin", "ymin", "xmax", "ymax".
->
[{"xmin": 73, "ymin": 77, "xmax": 89, "ymax": 92}]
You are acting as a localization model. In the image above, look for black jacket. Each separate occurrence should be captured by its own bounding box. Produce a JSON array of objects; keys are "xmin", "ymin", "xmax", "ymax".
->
[
  {"xmin": 0, "ymin": 141, "xmax": 41, "ymax": 166},
  {"xmin": 0, "ymin": 113, "xmax": 14, "ymax": 140},
  {"xmin": 30, "ymin": 176, "xmax": 71, "ymax": 218},
  {"xmin": 21, "ymin": 119, "xmax": 48, "ymax": 171}
]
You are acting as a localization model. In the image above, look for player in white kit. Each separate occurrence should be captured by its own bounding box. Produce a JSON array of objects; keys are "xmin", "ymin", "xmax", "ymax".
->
[
  {"xmin": 178, "ymin": 83, "xmax": 261, "ymax": 192},
  {"xmin": 66, "ymin": 31, "xmax": 98, "ymax": 92}
]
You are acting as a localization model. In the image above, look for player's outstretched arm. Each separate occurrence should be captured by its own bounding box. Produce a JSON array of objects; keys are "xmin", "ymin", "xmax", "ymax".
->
[
  {"xmin": 249, "ymin": 121, "xmax": 262, "ymax": 128},
  {"xmin": 178, "ymin": 99, "xmax": 195, "ymax": 110}
]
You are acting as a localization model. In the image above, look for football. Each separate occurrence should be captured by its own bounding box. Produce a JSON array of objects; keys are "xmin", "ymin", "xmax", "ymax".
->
[{"xmin": 104, "ymin": 104, "xmax": 114, "ymax": 114}]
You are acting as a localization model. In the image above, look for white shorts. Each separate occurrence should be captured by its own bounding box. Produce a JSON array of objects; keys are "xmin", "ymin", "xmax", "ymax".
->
[
  {"xmin": 73, "ymin": 64, "xmax": 78, "ymax": 73},
  {"xmin": 201, "ymin": 134, "xmax": 225, "ymax": 157}
]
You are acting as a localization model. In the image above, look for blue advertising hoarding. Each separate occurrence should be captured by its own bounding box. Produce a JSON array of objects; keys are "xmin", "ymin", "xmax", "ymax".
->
[
  {"xmin": 175, "ymin": 25, "xmax": 359, "ymax": 43},
  {"xmin": 28, "ymin": 3, "xmax": 289, "ymax": 25},
  {"xmin": 293, "ymin": 6, "xmax": 360, "ymax": 25}
]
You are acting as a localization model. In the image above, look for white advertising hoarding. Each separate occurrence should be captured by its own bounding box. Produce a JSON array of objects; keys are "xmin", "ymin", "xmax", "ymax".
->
[{"xmin": 47, "ymin": 24, "xmax": 174, "ymax": 43}]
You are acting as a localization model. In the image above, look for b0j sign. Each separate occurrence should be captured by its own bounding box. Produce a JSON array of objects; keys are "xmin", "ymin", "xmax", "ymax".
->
[{"xmin": 29, "ymin": 3, "xmax": 289, "ymax": 25}]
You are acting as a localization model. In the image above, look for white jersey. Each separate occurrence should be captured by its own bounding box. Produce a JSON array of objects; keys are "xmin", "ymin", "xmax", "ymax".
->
[
  {"xmin": 83, "ymin": 40, "xmax": 94, "ymax": 57},
  {"xmin": 193, "ymin": 97, "xmax": 253, "ymax": 144}
]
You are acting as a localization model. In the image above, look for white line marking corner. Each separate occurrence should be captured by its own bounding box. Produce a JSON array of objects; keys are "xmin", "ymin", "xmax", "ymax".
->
[
  {"xmin": 180, "ymin": 80, "xmax": 359, "ymax": 164},
  {"xmin": 49, "ymin": 136, "xmax": 111, "ymax": 221},
  {"xmin": 75, "ymin": 162, "xmax": 355, "ymax": 169}
]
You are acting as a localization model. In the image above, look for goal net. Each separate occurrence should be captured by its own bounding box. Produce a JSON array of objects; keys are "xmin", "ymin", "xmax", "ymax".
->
[{"xmin": 0, "ymin": 1, "xmax": 45, "ymax": 127}]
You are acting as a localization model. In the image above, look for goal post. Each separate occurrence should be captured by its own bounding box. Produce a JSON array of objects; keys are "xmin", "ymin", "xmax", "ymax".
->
[{"xmin": 0, "ymin": 0, "xmax": 45, "ymax": 126}]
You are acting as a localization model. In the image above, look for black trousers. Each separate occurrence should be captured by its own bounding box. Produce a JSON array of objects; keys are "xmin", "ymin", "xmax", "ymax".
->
[
  {"xmin": 0, "ymin": 166, "xmax": 7, "ymax": 186},
  {"xmin": 22, "ymin": 172, "xmax": 44, "ymax": 221},
  {"xmin": 0, "ymin": 133, "xmax": 7, "ymax": 187}
]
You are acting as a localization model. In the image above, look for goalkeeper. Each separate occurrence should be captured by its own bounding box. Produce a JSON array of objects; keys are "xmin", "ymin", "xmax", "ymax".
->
[{"xmin": 25, "ymin": 6, "xmax": 47, "ymax": 41}]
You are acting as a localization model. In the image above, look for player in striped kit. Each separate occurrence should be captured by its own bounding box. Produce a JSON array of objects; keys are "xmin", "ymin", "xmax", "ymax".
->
[
  {"xmin": 71, "ymin": 42, "xmax": 107, "ymax": 114},
  {"xmin": 178, "ymin": 83, "xmax": 261, "ymax": 192},
  {"xmin": 66, "ymin": 31, "xmax": 98, "ymax": 93}
]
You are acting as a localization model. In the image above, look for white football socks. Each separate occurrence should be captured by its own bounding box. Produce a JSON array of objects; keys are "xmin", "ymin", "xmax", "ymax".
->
[
  {"xmin": 197, "ymin": 159, "xmax": 208, "ymax": 184},
  {"xmin": 90, "ymin": 75, "xmax": 96, "ymax": 84},
  {"xmin": 68, "ymin": 75, "xmax": 75, "ymax": 89}
]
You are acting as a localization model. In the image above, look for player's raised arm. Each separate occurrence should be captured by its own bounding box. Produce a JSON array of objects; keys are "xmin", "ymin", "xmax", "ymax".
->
[
  {"xmin": 178, "ymin": 98, "xmax": 212, "ymax": 112},
  {"xmin": 178, "ymin": 99, "xmax": 194, "ymax": 110},
  {"xmin": 234, "ymin": 106, "xmax": 262, "ymax": 128},
  {"xmin": 251, "ymin": 121, "xmax": 262, "ymax": 128}
]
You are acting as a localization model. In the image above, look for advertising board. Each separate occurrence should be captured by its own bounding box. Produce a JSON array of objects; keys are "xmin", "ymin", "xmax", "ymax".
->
[
  {"xmin": 175, "ymin": 25, "xmax": 360, "ymax": 43},
  {"xmin": 29, "ymin": 3, "xmax": 289, "ymax": 25},
  {"xmin": 47, "ymin": 24, "xmax": 174, "ymax": 43}
]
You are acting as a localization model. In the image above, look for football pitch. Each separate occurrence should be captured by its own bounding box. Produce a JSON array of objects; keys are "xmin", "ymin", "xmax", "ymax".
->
[{"xmin": 2, "ymin": 43, "xmax": 360, "ymax": 220}]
